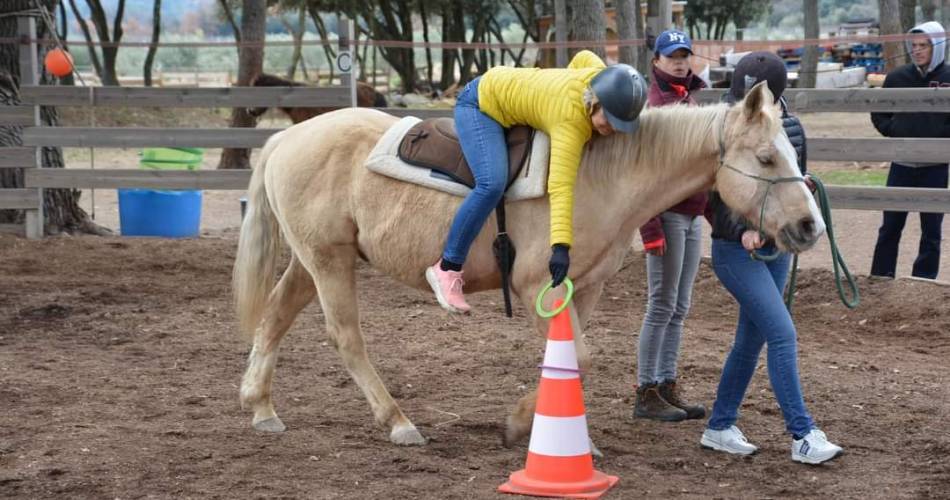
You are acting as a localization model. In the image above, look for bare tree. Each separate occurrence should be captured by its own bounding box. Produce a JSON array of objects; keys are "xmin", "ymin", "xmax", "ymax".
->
[
  {"xmin": 347, "ymin": 0, "xmax": 417, "ymax": 92},
  {"xmin": 279, "ymin": 7, "xmax": 308, "ymax": 80},
  {"xmin": 799, "ymin": 0, "xmax": 819, "ymax": 88},
  {"xmin": 899, "ymin": 0, "xmax": 917, "ymax": 31},
  {"xmin": 143, "ymin": 0, "xmax": 161, "ymax": 86},
  {"xmin": 67, "ymin": 0, "xmax": 126, "ymax": 86},
  {"xmin": 218, "ymin": 0, "xmax": 267, "ymax": 170},
  {"xmin": 417, "ymin": 0, "xmax": 434, "ymax": 90},
  {"xmin": 615, "ymin": 0, "xmax": 638, "ymax": 66},
  {"xmin": 920, "ymin": 0, "xmax": 938, "ymax": 19},
  {"xmin": 571, "ymin": 0, "xmax": 607, "ymax": 58},
  {"xmin": 554, "ymin": 0, "xmax": 567, "ymax": 66},
  {"xmin": 879, "ymin": 0, "xmax": 904, "ymax": 73},
  {"xmin": 1, "ymin": 0, "xmax": 106, "ymax": 235}
]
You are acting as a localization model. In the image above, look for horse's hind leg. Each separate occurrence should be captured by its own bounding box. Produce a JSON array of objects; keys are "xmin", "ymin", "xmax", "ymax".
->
[
  {"xmin": 241, "ymin": 257, "xmax": 316, "ymax": 432},
  {"xmin": 309, "ymin": 248, "xmax": 426, "ymax": 445}
]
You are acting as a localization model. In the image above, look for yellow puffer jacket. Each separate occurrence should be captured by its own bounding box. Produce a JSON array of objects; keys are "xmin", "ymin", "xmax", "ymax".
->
[{"xmin": 476, "ymin": 50, "xmax": 606, "ymax": 247}]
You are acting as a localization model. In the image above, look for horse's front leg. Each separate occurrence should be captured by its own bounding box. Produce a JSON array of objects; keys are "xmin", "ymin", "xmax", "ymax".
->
[{"xmin": 504, "ymin": 281, "xmax": 605, "ymax": 447}]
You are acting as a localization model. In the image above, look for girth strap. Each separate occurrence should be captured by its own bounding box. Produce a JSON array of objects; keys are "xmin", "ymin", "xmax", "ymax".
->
[{"xmin": 492, "ymin": 200, "xmax": 516, "ymax": 318}]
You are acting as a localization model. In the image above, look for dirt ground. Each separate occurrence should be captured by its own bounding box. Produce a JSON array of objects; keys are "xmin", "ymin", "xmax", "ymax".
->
[
  {"xmin": 2, "ymin": 110, "xmax": 949, "ymax": 499},
  {"xmin": 2, "ymin": 232, "xmax": 950, "ymax": 499}
]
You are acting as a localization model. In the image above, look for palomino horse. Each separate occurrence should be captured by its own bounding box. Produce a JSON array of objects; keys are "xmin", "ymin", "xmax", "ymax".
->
[
  {"xmin": 233, "ymin": 82, "xmax": 824, "ymax": 446},
  {"xmin": 247, "ymin": 73, "xmax": 387, "ymax": 123}
]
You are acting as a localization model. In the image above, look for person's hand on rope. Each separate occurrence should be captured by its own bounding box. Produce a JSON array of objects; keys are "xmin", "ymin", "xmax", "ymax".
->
[
  {"xmin": 741, "ymin": 230, "xmax": 765, "ymax": 251},
  {"xmin": 804, "ymin": 174, "xmax": 817, "ymax": 193},
  {"xmin": 549, "ymin": 244, "xmax": 570, "ymax": 287}
]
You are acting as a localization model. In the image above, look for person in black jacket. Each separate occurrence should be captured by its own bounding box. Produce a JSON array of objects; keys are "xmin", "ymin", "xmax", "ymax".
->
[
  {"xmin": 870, "ymin": 21, "xmax": 950, "ymax": 280},
  {"xmin": 701, "ymin": 52, "xmax": 843, "ymax": 465}
]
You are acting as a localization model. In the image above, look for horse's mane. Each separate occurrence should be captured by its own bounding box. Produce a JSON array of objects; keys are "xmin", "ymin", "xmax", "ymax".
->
[{"xmin": 581, "ymin": 103, "xmax": 729, "ymax": 185}]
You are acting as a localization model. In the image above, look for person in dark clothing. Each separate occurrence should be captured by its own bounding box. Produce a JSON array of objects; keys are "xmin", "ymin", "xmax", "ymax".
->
[
  {"xmin": 701, "ymin": 51, "xmax": 843, "ymax": 465},
  {"xmin": 870, "ymin": 21, "xmax": 950, "ymax": 280}
]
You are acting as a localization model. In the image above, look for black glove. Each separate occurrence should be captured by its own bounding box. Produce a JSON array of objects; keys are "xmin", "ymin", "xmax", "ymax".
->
[{"xmin": 549, "ymin": 244, "xmax": 570, "ymax": 287}]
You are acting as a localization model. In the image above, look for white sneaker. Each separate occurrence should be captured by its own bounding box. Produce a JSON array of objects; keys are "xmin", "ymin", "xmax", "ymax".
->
[
  {"xmin": 701, "ymin": 426, "xmax": 758, "ymax": 455},
  {"xmin": 792, "ymin": 429, "xmax": 843, "ymax": 464}
]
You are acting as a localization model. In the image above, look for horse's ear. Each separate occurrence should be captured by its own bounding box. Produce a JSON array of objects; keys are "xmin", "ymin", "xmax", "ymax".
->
[{"xmin": 742, "ymin": 81, "xmax": 773, "ymax": 121}]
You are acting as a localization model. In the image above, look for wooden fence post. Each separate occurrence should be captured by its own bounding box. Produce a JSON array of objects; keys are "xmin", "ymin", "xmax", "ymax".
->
[
  {"xmin": 337, "ymin": 17, "xmax": 357, "ymax": 107},
  {"xmin": 18, "ymin": 16, "xmax": 43, "ymax": 239}
]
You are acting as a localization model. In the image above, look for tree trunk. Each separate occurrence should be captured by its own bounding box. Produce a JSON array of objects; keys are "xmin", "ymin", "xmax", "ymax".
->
[
  {"xmin": 899, "ymin": 0, "xmax": 917, "ymax": 32},
  {"xmin": 879, "ymin": 0, "xmax": 905, "ymax": 73},
  {"xmin": 554, "ymin": 0, "xmax": 568, "ymax": 66},
  {"xmin": 418, "ymin": 0, "xmax": 434, "ymax": 92},
  {"xmin": 280, "ymin": 11, "xmax": 305, "ymax": 79},
  {"xmin": 571, "ymin": 0, "xmax": 606, "ymax": 59},
  {"xmin": 57, "ymin": 1, "xmax": 75, "ymax": 86},
  {"xmin": 920, "ymin": 0, "xmax": 937, "ymax": 19},
  {"xmin": 0, "ymin": 1, "xmax": 106, "ymax": 235},
  {"xmin": 357, "ymin": 0, "xmax": 416, "ymax": 93},
  {"xmin": 67, "ymin": 0, "xmax": 103, "ymax": 79},
  {"xmin": 799, "ymin": 0, "xmax": 819, "ymax": 88},
  {"xmin": 218, "ymin": 0, "xmax": 266, "ymax": 170},
  {"xmin": 615, "ymin": 0, "xmax": 638, "ymax": 66},
  {"xmin": 143, "ymin": 0, "xmax": 161, "ymax": 87},
  {"xmin": 308, "ymin": 6, "xmax": 335, "ymax": 84},
  {"xmin": 438, "ymin": 4, "xmax": 456, "ymax": 89},
  {"xmin": 85, "ymin": 0, "xmax": 125, "ymax": 86},
  {"xmin": 217, "ymin": 0, "xmax": 241, "ymax": 51}
]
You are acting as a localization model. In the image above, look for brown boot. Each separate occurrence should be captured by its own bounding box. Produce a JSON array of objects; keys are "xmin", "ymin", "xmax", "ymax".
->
[
  {"xmin": 633, "ymin": 383, "xmax": 687, "ymax": 422},
  {"xmin": 657, "ymin": 379, "xmax": 706, "ymax": 420}
]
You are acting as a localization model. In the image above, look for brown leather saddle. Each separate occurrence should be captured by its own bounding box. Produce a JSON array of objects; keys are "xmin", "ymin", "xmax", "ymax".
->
[
  {"xmin": 397, "ymin": 117, "xmax": 533, "ymax": 318},
  {"xmin": 397, "ymin": 118, "xmax": 534, "ymax": 190}
]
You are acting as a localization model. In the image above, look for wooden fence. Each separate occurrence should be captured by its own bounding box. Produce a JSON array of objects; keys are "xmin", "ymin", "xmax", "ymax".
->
[{"xmin": 3, "ymin": 16, "xmax": 950, "ymax": 238}]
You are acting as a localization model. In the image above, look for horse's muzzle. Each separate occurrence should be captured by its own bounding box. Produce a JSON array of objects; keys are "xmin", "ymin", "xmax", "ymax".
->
[{"xmin": 779, "ymin": 216, "xmax": 825, "ymax": 253}]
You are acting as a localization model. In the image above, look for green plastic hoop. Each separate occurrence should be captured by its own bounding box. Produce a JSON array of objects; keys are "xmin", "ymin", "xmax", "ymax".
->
[{"xmin": 535, "ymin": 277, "xmax": 575, "ymax": 318}]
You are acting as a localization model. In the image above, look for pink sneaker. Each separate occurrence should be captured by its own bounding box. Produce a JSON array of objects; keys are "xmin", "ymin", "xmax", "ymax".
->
[{"xmin": 425, "ymin": 261, "xmax": 471, "ymax": 313}]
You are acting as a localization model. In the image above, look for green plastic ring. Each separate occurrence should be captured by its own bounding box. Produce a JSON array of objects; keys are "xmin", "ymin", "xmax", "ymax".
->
[{"xmin": 535, "ymin": 277, "xmax": 575, "ymax": 318}]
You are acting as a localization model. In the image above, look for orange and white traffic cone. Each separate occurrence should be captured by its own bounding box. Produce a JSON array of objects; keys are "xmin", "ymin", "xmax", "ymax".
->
[{"xmin": 498, "ymin": 300, "xmax": 618, "ymax": 499}]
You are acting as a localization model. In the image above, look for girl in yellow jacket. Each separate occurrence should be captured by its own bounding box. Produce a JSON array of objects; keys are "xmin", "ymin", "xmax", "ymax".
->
[{"xmin": 426, "ymin": 51, "xmax": 648, "ymax": 313}]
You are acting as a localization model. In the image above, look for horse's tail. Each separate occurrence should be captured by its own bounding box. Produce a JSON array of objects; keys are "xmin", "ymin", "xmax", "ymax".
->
[{"xmin": 233, "ymin": 131, "xmax": 285, "ymax": 342}]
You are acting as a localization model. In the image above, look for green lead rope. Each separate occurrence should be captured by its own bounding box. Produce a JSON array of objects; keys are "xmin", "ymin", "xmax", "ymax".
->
[{"xmin": 784, "ymin": 175, "xmax": 860, "ymax": 312}]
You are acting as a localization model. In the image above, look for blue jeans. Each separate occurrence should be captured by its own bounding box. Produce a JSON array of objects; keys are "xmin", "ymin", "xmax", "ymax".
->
[
  {"xmin": 442, "ymin": 77, "xmax": 508, "ymax": 265},
  {"xmin": 870, "ymin": 163, "xmax": 949, "ymax": 279},
  {"xmin": 637, "ymin": 212, "xmax": 702, "ymax": 385},
  {"xmin": 707, "ymin": 239, "xmax": 815, "ymax": 437}
]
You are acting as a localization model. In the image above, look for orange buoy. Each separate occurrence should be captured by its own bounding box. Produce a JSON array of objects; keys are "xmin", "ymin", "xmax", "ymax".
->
[{"xmin": 44, "ymin": 48, "xmax": 73, "ymax": 77}]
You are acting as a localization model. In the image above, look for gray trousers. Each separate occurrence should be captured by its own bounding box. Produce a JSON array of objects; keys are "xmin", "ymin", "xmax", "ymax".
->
[{"xmin": 637, "ymin": 211, "xmax": 703, "ymax": 385}]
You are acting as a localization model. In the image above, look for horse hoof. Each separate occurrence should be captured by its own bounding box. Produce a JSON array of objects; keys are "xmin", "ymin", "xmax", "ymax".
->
[
  {"xmin": 390, "ymin": 425, "xmax": 427, "ymax": 446},
  {"xmin": 503, "ymin": 416, "xmax": 530, "ymax": 448},
  {"xmin": 253, "ymin": 416, "xmax": 286, "ymax": 433}
]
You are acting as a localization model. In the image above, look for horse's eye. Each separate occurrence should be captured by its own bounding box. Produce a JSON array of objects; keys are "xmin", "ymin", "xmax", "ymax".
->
[{"xmin": 757, "ymin": 154, "xmax": 773, "ymax": 165}]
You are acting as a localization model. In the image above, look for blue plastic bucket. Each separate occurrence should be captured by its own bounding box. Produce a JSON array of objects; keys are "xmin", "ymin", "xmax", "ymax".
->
[{"xmin": 118, "ymin": 189, "xmax": 203, "ymax": 238}]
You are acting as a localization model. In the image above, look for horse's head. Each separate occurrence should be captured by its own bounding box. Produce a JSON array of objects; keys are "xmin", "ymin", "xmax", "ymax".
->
[{"xmin": 714, "ymin": 82, "xmax": 825, "ymax": 253}]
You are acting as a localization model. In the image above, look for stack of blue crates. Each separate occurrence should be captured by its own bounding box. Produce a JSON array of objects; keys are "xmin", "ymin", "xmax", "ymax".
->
[{"xmin": 851, "ymin": 43, "xmax": 884, "ymax": 73}]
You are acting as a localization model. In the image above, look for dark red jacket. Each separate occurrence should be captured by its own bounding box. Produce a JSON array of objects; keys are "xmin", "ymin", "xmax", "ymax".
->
[{"xmin": 639, "ymin": 66, "xmax": 708, "ymax": 249}]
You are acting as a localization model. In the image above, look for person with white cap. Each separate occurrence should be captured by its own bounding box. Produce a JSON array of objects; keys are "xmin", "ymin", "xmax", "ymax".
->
[{"xmin": 870, "ymin": 21, "xmax": 950, "ymax": 280}]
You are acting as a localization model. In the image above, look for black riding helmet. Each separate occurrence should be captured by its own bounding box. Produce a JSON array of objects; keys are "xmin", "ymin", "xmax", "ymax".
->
[
  {"xmin": 728, "ymin": 51, "xmax": 787, "ymax": 103},
  {"xmin": 590, "ymin": 64, "xmax": 647, "ymax": 134}
]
